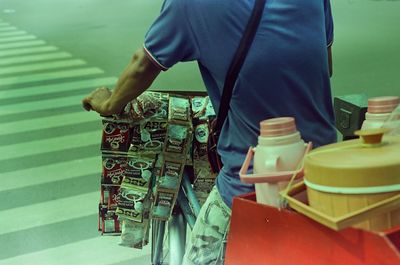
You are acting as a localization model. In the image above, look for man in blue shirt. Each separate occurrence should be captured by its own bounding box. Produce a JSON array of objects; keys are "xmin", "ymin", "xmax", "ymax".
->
[{"xmin": 83, "ymin": 0, "xmax": 336, "ymax": 263}]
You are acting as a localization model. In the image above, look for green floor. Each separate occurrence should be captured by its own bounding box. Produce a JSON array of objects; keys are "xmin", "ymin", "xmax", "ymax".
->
[{"xmin": 0, "ymin": 0, "xmax": 399, "ymax": 264}]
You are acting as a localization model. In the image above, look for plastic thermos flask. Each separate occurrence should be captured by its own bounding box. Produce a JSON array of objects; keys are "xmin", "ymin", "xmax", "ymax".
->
[
  {"xmin": 361, "ymin": 96, "xmax": 400, "ymax": 130},
  {"xmin": 253, "ymin": 117, "xmax": 306, "ymax": 207}
]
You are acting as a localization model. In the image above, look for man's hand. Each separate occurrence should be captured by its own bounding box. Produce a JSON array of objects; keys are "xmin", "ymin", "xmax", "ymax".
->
[
  {"xmin": 82, "ymin": 87, "xmax": 114, "ymax": 116},
  {"xmin": 81, "ymin": 48, "xmax": 161, "ymax": 117}
]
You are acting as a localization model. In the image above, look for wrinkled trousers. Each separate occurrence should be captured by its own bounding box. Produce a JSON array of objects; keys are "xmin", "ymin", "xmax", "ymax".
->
[{"xmin": 182, "ymin": 186, "xmax": 231, "ymax": 265}]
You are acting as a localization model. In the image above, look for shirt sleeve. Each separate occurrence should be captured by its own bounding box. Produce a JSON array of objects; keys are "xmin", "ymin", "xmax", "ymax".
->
[
  {"xmin": 324, "ymin": 0, "xmax": 334, "ymax": 47},
  {"xmin": 143, "ymin": 0, "xmax": 200, "ymax": 71}
]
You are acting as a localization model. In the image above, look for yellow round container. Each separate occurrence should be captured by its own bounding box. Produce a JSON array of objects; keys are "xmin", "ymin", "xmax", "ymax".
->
[{"xmin": 304, "ymin": 129, "xmax": 400, "ymax": 231}]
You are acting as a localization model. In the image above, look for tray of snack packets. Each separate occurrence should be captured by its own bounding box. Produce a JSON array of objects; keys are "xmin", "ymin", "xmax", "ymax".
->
[{"xmin": 97, "ymin": 91, "xmax": 217, "ymax": 249}]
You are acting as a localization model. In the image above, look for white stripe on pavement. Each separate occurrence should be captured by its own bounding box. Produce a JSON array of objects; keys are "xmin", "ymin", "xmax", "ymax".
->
[
  {"xmin": 0, "ymin": 76, "xmax": 117, "ymax": 99},
  {"xmin": 0, "ymin": 111, "xmax": 100, "ymax": 136},
  {"xmin": 0, "ymin": 27, "xmax": 17, "ymax": 31},
  {"xmin": 0, "ymin": 30, "xmax": 27, "ymax": 37},
  {"xmin": 0, "ymin": 40, "xmax": 45, "ymax": 49},
  {"xmin": 0, "ymin": 59, "xmax": 87, "ymax": 75},
  {"xmin": 0, "ymin": 131, "xmax": 101, "ymax": 160},
  {"xmin": 0, "ymin": 46, "xmax": 58, "ymax": 57},
  {"xmin": 0, "ymin": 191, "xmax": 99, "ymax": 235},
  {"xmin": 0, "ymin": 67, "xmax": 104, "ymax": 87},
  {"xmin": 0, "ymin": 237, "xmax": 151, "ymax": 265},
  {"xmin": 0, "ymin": 157, "xmax": 100, "ymax": 192},
  {"xmin": 0, "ymin": 34, "xmax": 36, "ymax": 43},
  {"xmin": 0, "ymin": 93, "xmax": 98, "ymax": 117},
  {"xmin": 0, "ymin": 52, "xmax": 72, "ymax": 66},
  {"xmin": 0, "ymin": 94, "xmax": 96, "ymax": 115},
  {"xmin": 0, "ymin": 23, "xmax": 10, "ymax": 27}
]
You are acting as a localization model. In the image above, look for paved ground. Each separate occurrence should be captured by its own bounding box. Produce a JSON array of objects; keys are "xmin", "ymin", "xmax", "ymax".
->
[
  {"xmin": 0, "ymin": 0, "xmax": 398, "ymax": 265},
  {"xmin": 0, "ymin": 0, "xmax": 204, "ymax": 91}
]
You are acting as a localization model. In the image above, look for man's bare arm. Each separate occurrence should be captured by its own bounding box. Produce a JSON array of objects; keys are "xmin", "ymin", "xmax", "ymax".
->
[{"xmin": 82, "ymin": 48, "xmax": 161, "ymax": 116}]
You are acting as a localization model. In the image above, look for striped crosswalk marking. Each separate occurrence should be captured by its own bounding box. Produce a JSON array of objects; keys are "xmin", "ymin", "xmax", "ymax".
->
[
  {"xmin": 0, "ymin": 30, "xmax": 27, "ymax": 37},
  {"xmin": 0, "ymin": 34, "xmax": 36, "ymax": 43},
  {"xmin": 0, "ymin": 20, "xmax": 154, "ymax": 264},
  {"xmin": 0, "ymin": 192, "xmax": 99, "ymax": 235},
  {"xmin": 0, "ymin": 76, "xmax": 117, "ymax": 99},
  {"xmin": 0, "ymin": 26, "xmax": 17, "ymax": 31},
  {"xmin": 0, "ymin": 59, "xmax": 87, "ymax": 75},
  {"xmin": 0, "ymin": 111, "xmax": 100, "ymax": 135},
  {"xmin": 0, "ymin": 52, "xmax": 72, "ymax": 66},
  {"xmin": 0, "ymin": 46, "xmax": 58, "ymax": 57},
  {"xmin": 0, "ymin": 131, "xmax": 101, "ymax": 160},
  {"xmin": 0, "ymin": 237, "xmax": 151, "ymax": 265},
  {"xmin": 0, "ymin": 40, "xmax": 46, "ymax": 49},
  {"xmin": 0, "ymin": 67, "xmax": 104, "ymax": 87},
  {"xmin": 0, "ymin": 94, "xmax": 98, "ymax": 115},
  {"xmin": 0, "ymin": 157, "xmax": 100, "ymax": 192}
]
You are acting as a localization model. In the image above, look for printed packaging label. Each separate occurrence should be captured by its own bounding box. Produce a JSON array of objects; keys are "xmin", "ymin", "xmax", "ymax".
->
[
  {"xmin": 101, "ymin": 120, "xmax": 132, "ymax": 152},
  {"xmin": 193, "ymin": 177, "xmax": 216, "ymax": 194},
  {"xmin": 122, "ymin": 155, "xmax": 155, "ymax": 191},
  {"xmin": 193, "ymin": 122, "xmax": 210, "ymax": 159},
  {"xmin": 101, "ymin": 184, "xmax": 121, "ymax": 208},
  {"xmin": 168, "ymin": 96, "xmax": 191, "ymax": 124},
  {"xmin": 191, "ymin": 96, "xmax": 216, "ymax": 120},
  {"xmin": 153, "ymin": 154, "xmax": 164, "ymax": 178},
  {"xmin": 164, "ymin": 124, "xmax": 191, "ymax": 156},
  {"xmin": 152, "ymin": 189, "xmax": 175, "ymax": 220},
  {"xmin": 130, "ymin": 120, "xmax": 167, "ymax": 154},
  {"xmin": 116, "ymin": 187, "xmax": 149, "ymax": 222},
  {"xmin": 193, "ymin": 159, "xmax": 217, "ymax": 195},
  {"xmin": 158, "ymin": 160, "xmax": 185, "ymax": 191},
  {"xmin": 101, "ymin": 153, "xmax": 127, "ymax": 185},
  {"xmin": 128, "ymin": 92, "xmax": 169, "ymax": 121}
]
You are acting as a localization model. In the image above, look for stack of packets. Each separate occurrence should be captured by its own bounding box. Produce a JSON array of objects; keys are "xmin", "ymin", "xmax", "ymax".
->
[
  {"xmin": 119, "ymin": 92, "xmax": 168, "ymax": 249},
  {"xmin": 98, "ymin": 91, "xmax": 216, "ymax": 249},
  {"xmin": 99, "ymin": 92, "xmax": 167, "ymax": 249},
  {"xmin": 191, "ymin": 97, "xmax": 218, "ymax": 205},
  {"xmin": 152, "ymin": 95, "xmax": 193, "ymax": 220},
  {"xmin": 99, "ymin": 118, "xmax": 132, "ymax": 235}
]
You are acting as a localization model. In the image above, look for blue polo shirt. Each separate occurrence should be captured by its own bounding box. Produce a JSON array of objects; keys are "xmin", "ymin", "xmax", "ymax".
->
[{"xmin": 144, "ymin": 0, "xmax": 336, "ymax": 208}]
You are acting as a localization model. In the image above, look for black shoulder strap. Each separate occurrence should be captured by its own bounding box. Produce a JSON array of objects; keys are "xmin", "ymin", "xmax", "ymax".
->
[{"xmin": 215, "ymin": 0, "xmax": 266, "ymax": 132}]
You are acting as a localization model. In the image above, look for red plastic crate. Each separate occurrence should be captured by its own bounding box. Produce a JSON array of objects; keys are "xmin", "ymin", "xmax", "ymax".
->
[{"xmin": 225, "ymin": 193, "xmax": 400, "ymax": 265}]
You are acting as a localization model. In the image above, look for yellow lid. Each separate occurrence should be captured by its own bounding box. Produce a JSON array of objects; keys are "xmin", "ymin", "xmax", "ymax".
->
[{"xmin": 305, "ymin": 130, "xmax": 400, "ymax": 190}]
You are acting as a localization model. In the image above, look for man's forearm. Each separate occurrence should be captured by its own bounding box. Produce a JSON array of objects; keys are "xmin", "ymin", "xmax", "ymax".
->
[{"xmin": 105, "ymin": 48, "xmax": 161, "ymax": 114}]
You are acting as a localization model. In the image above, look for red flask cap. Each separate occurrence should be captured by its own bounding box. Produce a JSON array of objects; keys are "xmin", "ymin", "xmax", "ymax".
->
[{"xmin": 260, "ymin": 117, "xmax": 297, "ymax": 137}]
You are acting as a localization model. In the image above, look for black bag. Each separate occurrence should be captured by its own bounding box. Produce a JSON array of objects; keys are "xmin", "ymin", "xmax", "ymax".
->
[
  {"xmin": 207, "ymin": 0, "xmax": 266, "ymax": 173},
  {"xmin": 207, "ymin": 118, "xmax": 222, "ymax": 173}
]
